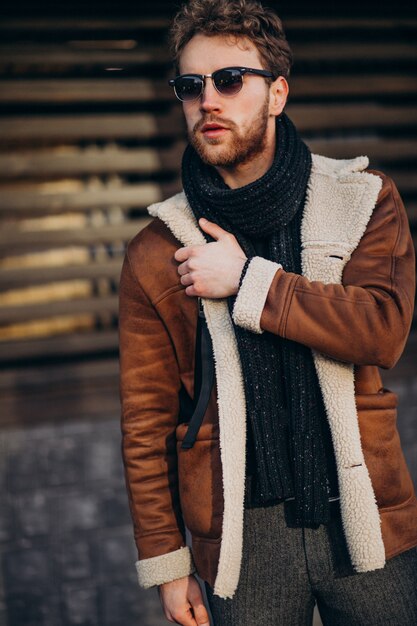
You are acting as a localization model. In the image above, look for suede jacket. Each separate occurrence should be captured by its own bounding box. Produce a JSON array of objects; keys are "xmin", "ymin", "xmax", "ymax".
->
[{"xmin": 118, "ymin": 153, "xmax": 417, "ymax": 600}]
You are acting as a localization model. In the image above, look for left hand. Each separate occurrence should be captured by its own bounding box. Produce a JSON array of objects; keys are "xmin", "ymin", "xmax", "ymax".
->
[{"xmin": 174, "ymin": 218, "xmax": 247, "ymax": 298}]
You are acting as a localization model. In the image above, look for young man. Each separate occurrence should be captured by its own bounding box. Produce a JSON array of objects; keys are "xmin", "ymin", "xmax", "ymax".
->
[{"xmin": 118, "ymin": 1, "xmax": 417, "ymax": 624}]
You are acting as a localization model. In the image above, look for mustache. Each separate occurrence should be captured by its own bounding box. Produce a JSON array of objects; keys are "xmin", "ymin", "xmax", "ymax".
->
[{"xmin": 194, "ymin": 117, "xmax": 235, "ymax": 133}]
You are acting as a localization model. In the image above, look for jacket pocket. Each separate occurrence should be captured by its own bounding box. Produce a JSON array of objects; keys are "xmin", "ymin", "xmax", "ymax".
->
[
  {"xmin": 176, "ymin": 423, "xmax": 223, "ymax": 540},
  {"xmin": 356, "ymin": 389, "xmax": 415, "ymax": 509}
]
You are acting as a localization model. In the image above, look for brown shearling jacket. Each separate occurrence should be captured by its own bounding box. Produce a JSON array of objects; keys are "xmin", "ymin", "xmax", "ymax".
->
[{"xmin": 118, "ymin": 153, "xmax": 417, "ymax": 599}]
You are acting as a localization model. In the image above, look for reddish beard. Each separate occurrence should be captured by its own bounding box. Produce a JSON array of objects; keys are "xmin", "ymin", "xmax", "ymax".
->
[{"xmin": 189, "ymin": 96, "xmax": 270, "ymax": 168}]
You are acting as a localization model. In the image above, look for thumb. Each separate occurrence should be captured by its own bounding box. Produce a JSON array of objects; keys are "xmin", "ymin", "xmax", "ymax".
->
[{"xmin": 198, "ymin": 217, "xmax": 230, "ymax": 240}]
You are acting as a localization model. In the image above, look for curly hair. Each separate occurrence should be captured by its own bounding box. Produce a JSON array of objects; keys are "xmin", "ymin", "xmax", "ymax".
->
[{"xmin": 167, "ymin": 0, "xmax": 293, "ymax": 82}]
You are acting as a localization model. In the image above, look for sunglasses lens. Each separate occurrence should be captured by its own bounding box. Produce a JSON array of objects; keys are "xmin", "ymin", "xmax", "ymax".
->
[
  {"xmin": 214, "ymin": 69, "xmax": 243, "ymax": 95},
  {"xmin": 174, "ymin": 76, "xmax": 203, "ymax": 101}
]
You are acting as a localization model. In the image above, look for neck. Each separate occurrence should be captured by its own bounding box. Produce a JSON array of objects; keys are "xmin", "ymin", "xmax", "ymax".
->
[{"xmin": 213, "ymin": 123, "xmax": 276, "ymax": 189}]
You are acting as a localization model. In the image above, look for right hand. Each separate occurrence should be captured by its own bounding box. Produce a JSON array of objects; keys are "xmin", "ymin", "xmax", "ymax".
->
[{"xmin": 158, "ymin": 574, "xmax": 211, "ymax": 625}]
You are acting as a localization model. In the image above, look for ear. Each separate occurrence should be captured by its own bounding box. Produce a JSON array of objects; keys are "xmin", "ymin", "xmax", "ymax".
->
[{"xmin": 269, "ymin": 76, "xmax": 289, "ymax": 116}]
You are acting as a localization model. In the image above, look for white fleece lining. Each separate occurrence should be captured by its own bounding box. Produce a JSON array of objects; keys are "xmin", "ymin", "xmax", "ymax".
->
[
  {"xmin": 302, "ymin": 154, "xmax": 385, "ymax": 572},
  {"xmin": 148, "ymin": 193, "xmax": 247, "ymax": 599},
  {"xmin": 232, "ymin": 256, "xmax": 283, "ymax": 333},
  {"xmin": 135, "ymin": 546, "xmax": 196, "ymax": 588},
  {"xmin": 144, "ymin": 152, "xmax": 386, "ymax": 598}
]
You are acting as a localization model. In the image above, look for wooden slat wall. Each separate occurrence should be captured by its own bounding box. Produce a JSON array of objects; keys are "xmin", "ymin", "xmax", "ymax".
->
[{"xmin": 0, "ymin": 13, "xmax": 416, "ymax": 365}]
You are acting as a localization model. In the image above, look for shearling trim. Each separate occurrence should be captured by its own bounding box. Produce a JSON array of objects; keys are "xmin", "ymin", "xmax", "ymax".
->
[
  {"xmin": 311, "ymin": 153, "xmax": 369, "ymax": 176},
  {"xmin": 302, "ymin": 153, "xmax": 386, "ymax": 572},
  {"xmin": 135, "ymin": 546, "xmax": 196, "ymax": 589},
  {"xmin": 310, "ymin": 351, "xmax": 385, "ymax": 571},
  {"xmin": 232, "ymin": 256, "xmax": 282, "ymax": 334},
  {"xmin": 148, "ymin": 192, "xmax": 247, "ymax": 599}
]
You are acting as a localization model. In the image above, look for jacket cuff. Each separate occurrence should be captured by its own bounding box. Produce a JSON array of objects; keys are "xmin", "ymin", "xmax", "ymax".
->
[
  {"xmin": 135, "ymin": 546, "xmax": 196, "ymax": 589},
  {"xmin": 232, "ymin": 256, "xmax": 283, "ymax": 334}
]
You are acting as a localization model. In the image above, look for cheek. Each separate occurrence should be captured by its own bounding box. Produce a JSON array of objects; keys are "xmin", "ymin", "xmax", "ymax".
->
[{"xmin": 183, "ymin": 105, "xmax": 198, "ymax": 131}]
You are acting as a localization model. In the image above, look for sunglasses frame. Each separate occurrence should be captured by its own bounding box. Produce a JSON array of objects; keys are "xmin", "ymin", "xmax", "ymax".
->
[{"xmin": 168, "ymin": 66, "xmax": 275, "ymax": 102}]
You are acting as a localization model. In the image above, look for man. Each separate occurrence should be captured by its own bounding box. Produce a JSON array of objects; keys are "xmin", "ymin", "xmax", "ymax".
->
[{"xmin": 118, "ymin": 1, "xmax": 417, "ymax": 624}]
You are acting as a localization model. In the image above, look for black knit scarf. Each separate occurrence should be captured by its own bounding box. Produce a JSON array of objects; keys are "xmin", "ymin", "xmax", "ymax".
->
[{"xmin": 181, "ymin": 112, "xmax": 338, "ymax": 527}]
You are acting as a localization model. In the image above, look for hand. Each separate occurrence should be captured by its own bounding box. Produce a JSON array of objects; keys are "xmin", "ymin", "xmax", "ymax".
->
[
  {"xmin": 158, "ymin": 574, "xmax": 210, "ymax": 625},
  {"xmin": 174, "ymin": 218, "xmax": 247, "ymax": 298}
]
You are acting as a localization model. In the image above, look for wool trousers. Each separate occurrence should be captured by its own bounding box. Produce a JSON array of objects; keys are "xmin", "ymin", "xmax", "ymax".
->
[{"xmin": 204, "ymin": 499, "xmax": 417, "ymax": 626}]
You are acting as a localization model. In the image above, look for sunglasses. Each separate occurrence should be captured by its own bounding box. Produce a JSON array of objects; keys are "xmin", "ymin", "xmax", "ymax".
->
[{"xmin": 168, "ymin": 66, "xmax": 275, "ymax": 102}]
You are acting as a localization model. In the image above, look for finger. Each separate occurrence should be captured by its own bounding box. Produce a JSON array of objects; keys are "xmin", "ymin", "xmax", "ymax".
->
[
  {"xmin": 199, "ymin": 218, "xmax": 232, "ymax": 240},
  {"xmin": 179, "ymin": 273, "xmax": 193, "ymax": 287},
  {"xmin": 170, "ymin": 605, "xmax": 198, "ymax": 626},
  {"xmin": 185, "ymin": 284, "xmax": 198, "ymax": 297},
  {"xmin": 187, "ymin": 580, "xmax": 210, "ymax": 626},
  {"xmin": 177, "ymin": 260, "xmax": 190, "ymax": 276},
  {"xmin": 174, "ymin": 246, "xmax": 192, "ymax": 262},
  {"xmin": 191, "ymin": 601, "xmax": 210, "ymax": 626}
]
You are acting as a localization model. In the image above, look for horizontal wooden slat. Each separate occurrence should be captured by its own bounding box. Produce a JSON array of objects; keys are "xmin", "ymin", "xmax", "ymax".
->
[
  {"xmin": 0, "ymin": 294, "xmax": 118, "ymax": 323},
  {"xmin": 0, "ymin": 18, "xmax": 172, "ymax": 33},
  {"xmin": 0, "ymin": 111, "xmax": 184, "ymax": 143},
  {"xmin": 0, "ymin": 182, "xmax": 172, "ymax": 214},
  {"xmin": 0, "ymin": 218, "xmax": 151, "ymax": 252},
  {"xmin": 289, "ymin": 75, "xmax": 417, "ymax": 99},
  {"xmin": 0, "ymin": 330, "xmax": 119, "ymax": 362},
  {"xmin": 1, "ymin": 42, "xmax": 416, "ymax": 68},
  {"xmin": 284, "ymin": 18, "xmax": 417, "ymax": 31},
  {"xmin": 0, "ymin": 356, "xmax": 120, "ymax": 423},
  {"xmin": 0, "ymin": 356, "xmax": 119, "ymax": 390},
  {"xmin": 0, "ymin": 46, "xmax": 168, "ymax": 67},
  {"xmin": 306, "ymin": 138, "xmax": 417, "ymax": 162},
  {"xmin": 292, "ymin": 42, "xmax": 417, "ymax": 62},
  {"xmin": 0, "ymin": 18, "xmax": 415, "ymax": 33},
  {"xmin": 0, "ymin": 79, "xmax": 168, "ymax": 103},
  {"xmin": 288, "ymin": 103, "xmax": 417, "ymax": 132},
  {"xmin": 1, "ymin": 75, "xmax": 417, "ymax": 105},
  {"xmin": 0, "ymin": 144, "xmax": 185, "ymax": 177},
  {"xmin": 0, "ymin": 258, "xmax": 124, "ymax": 289}
]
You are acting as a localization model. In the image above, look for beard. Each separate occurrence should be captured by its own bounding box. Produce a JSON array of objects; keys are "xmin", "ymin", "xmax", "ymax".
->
[{"xmin": 188, "ymin": 94, "xmax": 270, "ymax": 168}]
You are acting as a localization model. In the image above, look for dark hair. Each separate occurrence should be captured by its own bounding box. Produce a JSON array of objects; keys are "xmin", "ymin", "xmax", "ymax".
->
[{"xmin": 168, "ymin": 0, "xmax": 293, "ymax": 81}]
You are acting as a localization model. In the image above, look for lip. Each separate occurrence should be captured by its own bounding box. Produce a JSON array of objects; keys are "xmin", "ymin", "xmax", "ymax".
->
[
  {"xmin": 201, "ymin": 123, "xmax": 230, "ymax": 139},
  {"xmin": 201, "ymin": 123, "xmax": 228, "ymax": 133}
]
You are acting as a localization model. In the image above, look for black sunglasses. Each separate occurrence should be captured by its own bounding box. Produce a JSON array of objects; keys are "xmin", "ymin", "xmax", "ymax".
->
[{"xmin": 168, "ymin": 66, "xmax": 275, "ymax": 102}]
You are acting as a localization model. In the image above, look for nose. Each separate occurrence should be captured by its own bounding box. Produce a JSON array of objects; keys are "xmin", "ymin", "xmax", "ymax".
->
[{"xmin": 199, "ymin": 76, "xmax": 222, "ymax": 113}]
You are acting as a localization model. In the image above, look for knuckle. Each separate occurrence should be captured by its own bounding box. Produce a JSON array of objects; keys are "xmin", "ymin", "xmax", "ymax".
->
[
  {"xmin": 171, "ymin": 609, "xmax": 184, "ymax": 622},
  {"xmin": 194, "ymin": 607, "xmax": 207, "ymax": 619}
]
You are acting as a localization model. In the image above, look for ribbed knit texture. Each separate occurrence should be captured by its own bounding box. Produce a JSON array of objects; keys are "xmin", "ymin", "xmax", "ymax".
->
[{"xmin": 182, "ymin": 112, "xmax": 339, "ymax": 527}]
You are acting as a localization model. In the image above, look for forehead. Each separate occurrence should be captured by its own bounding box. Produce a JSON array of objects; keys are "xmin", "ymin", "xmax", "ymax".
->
[{"xmin": 179, "ymin": 33, "xmax": 263, "ymax": 74}]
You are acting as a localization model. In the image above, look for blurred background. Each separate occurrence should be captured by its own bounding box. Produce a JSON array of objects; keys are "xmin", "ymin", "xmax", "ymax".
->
[{"xmin": 0, "ymin": 1, "xmax": 416, "ymax": 625}]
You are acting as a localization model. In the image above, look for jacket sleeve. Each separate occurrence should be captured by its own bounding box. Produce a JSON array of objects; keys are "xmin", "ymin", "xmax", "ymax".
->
[
  {"xmin": 232, "ymin": 173, "xmax": 416, "ymax": 369},
  {"xmin": 118, "ymin": 249, "xmax": 196, "ymax": 589}
]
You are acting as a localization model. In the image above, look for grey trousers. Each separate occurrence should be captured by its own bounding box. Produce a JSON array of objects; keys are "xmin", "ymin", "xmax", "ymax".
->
[{"xmin": 205, "ymin": 499, "xmax": 417, "ymax": 626}]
